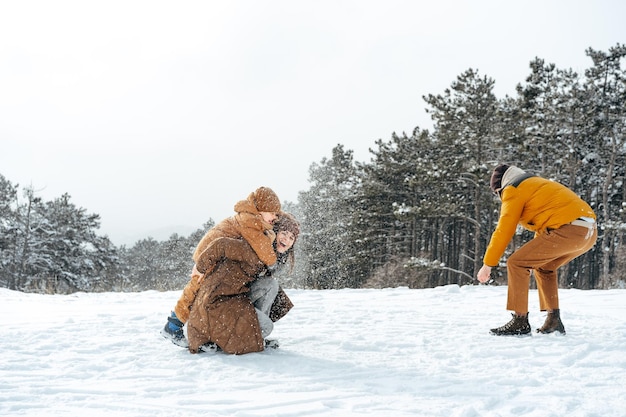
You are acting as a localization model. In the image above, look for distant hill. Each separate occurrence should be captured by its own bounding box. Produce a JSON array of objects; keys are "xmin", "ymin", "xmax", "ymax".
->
[{"xmin": 113, "ymin": 224, "xmax": 198, "ymax": 247}]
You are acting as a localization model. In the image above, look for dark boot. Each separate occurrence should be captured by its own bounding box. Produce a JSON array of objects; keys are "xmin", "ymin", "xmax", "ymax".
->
[
  {"xmin": 490, "ymin": 313, "xmax": 531, "ymax": 336},
  {"xmin": 537, "ymin": 309, "xmax": 566, "ymax": 334},
  {"xmin": 264, "ymin": 339, "xmax": 280, "ymax": 349},
  {"xmin": 159, "ymin": 311, "xmax": 188, "ymax": 348}
]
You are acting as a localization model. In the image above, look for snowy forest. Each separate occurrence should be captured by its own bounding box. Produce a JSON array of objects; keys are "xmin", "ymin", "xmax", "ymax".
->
[{"xmin": 1, "ymin": 44, "xmax": 625, "ymax": 294}]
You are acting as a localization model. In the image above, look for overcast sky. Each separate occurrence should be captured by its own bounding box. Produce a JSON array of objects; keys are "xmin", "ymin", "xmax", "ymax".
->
[{"xmin": 1, "ymin": 1, "xmax": 624, "ymax": 246}]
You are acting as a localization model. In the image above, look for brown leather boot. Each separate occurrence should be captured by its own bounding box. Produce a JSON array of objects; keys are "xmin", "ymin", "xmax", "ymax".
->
[
  {"xmin": 537, "ymin": 309, "xmax": 566, "ymax": 334},
  {"xmin": 490, "ymin": 313, "xmax": 531, "ymax": 336}
]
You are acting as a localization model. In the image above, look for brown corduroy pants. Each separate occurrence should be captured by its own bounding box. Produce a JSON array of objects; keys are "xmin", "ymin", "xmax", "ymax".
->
[{"xmin": 506, "ymin": 223, "xmax": 598, "ymax": 313}]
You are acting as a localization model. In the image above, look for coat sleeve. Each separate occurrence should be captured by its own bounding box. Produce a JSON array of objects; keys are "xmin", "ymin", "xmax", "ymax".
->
[
  {"xmin": 195, "ymin": 237, "xmax": 266, "ymax": 276},
  {"xmin": 483, "ymin": 189, "xmax": 525, "ymax": 267},
  {"xmin": 231, "ymin": 212, "xmax": 278, "ymax": 267},
  {"xmin": 239, "ymin": 227, "xmax": 277, "ymax": 267},
  {"xmin": 269, "ymin": 286, "xmax": 294, "ymax": 322}
]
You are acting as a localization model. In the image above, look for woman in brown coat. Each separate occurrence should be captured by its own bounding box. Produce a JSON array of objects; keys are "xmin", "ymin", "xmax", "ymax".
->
[
  {"xmin": 186, "ymin": 212, "xmax": 300, "ymax": 354},
  {"xmin": 160, "ymin": 187, "xmax": 281, "ymax": 347}
]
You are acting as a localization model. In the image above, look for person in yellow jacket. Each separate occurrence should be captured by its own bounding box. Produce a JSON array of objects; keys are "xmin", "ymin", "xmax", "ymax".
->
[
  {"xmin": 160, "ymin": 186, "xmax": 281, "ymax": 347},
  {"xmin": 477, "ymin": 164, "xmax": 597, "ymax": 336}
]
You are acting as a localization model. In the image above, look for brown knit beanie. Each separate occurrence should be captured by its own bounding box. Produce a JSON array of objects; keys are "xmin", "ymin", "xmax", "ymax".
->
[
  {"xmin": 275, "ymin": 211, "xmax": 300, "ymax": 242},
  {"xmin": 490, "ymin": 164, "xmax": 510, "ymax": 192},
  {"xmin": 250, "ymin": 187, "xmax": 281, "ymax": 212}
]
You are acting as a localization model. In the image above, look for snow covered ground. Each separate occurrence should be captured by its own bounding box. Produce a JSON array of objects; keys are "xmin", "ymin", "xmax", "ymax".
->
[{"xmin": 1, "ymin": 285, "xmax": 625, "ymax": 417}]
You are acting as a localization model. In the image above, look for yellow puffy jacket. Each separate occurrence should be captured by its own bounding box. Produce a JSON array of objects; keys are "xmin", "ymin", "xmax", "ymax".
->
[{"xmin": 483, "ymin": 174, "xmax": 595, "ymax": 267}]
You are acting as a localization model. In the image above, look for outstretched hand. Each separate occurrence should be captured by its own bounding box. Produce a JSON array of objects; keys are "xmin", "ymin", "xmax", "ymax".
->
[{"xmin": 477, "ymin": 264, "xmax": 492, "ymax": 283}]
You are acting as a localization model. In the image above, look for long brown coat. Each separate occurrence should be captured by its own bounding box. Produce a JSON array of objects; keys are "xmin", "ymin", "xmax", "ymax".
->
[
  {"xmin": 174, "ymin": 197, "xmax": 276, "ymax": 323},
  {"xmin": 186, "ymin": 237, "xmax": 293, "ymax": 355}
]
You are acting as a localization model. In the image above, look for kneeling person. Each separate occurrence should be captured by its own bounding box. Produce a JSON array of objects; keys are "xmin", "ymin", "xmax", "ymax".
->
[{"xmin": 187, "ymin": 213, "xmax": 299, "ymax": 354}]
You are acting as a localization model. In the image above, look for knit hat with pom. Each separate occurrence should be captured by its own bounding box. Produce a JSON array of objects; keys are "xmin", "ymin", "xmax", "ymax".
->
[{"xmin": 249, "ymin": 187, "xmax": 281, "ymax": 213}]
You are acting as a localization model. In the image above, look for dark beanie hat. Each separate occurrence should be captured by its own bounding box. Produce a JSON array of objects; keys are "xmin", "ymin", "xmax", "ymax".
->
[
  {"xmin": 250, "ymin": 187, "xmax": 281, "ymax": 213},
  {"xmin": 490, "ymin": 164, "xmax": 510, "ymax": 192},
  {"xmin": 275, "ymin": 211, "xmax": 300, "ymax": 242}
]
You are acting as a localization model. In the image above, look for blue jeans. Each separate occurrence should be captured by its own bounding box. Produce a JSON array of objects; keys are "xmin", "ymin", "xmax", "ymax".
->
[{"xmin": 248, "ymin": 276, "xmax": 279, "ymax": 337}]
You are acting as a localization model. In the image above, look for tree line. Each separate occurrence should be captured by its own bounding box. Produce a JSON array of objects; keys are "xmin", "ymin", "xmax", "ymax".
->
[
  {"xmin": 0, "ymin": 175, "xmax": 216, "ymax": 293},
  {"xmin": 296, "ymin": 44, "xmax": 626, "ymax": 290},
  {"xmin": 1, "ymin": 44, "xmax": 624, "ymax": 293}
]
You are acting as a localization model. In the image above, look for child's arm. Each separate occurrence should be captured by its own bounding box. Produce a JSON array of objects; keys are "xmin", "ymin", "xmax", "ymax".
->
[{"xmin": 239, "ymin": 227, "xmax": 277, "ymax": 267}]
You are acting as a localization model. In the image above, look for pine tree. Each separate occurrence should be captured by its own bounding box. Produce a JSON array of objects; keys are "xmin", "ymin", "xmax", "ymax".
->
[
  {"xmin": 584, "ymin": 44, "xmax": 626, "ymax": 287},
  {"xmin": 298, "ymin": 145, "xmax": 363, "ymax": 288},
  {"xmin": 0, "ymin": 174, "xmax": 19, "ymax": 288},
  {"xmin": 423, "ymin": 68, "xmax": 499, "ymax": 280},
  {"xmin": 32, "ymin": 193, "xmax": 118, "ymax": 292},
  {"xmin": 359, "ymin": 129, "xmax": 439, "ymax": 285}
]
